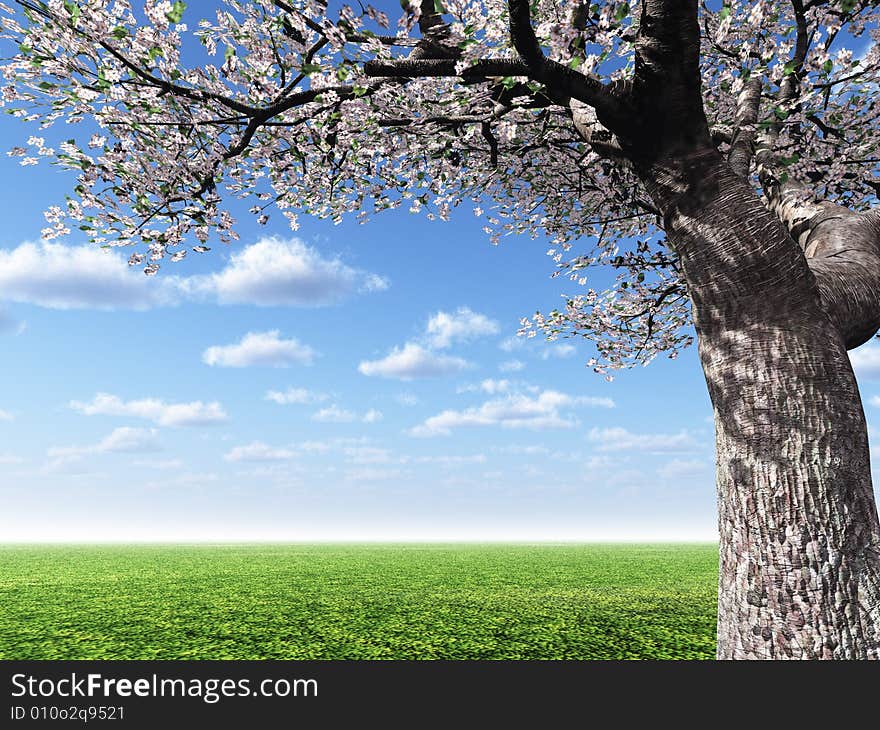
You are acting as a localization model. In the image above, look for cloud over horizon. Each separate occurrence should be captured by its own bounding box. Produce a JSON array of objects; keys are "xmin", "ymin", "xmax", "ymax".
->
[
  {"xmin": 48, "ymin": 426, "xmax": 162, "ymax": 465},
  {"xmin": 410, "ymin": 389, "xmax": 614, "ymax": 437}
]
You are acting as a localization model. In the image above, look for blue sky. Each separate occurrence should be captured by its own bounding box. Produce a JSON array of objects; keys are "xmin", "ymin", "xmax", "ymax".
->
[{"xmin": 1, "ymin": 4, "xmax": 878, "ymax": 542}]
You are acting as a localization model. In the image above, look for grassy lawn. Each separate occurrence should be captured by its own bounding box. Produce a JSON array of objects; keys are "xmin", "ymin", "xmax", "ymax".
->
[{"xmin": 0, "ymin": 544, "xmax": 717, "ymax": 660}]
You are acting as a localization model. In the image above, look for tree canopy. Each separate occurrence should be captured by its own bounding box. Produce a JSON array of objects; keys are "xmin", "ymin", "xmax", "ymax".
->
[{"xmin": 1, "ymin": 0, "xmax": 877, "ymax": 372}]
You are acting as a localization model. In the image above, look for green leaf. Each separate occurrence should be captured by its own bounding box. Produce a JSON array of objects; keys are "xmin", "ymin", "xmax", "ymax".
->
[
  {"xmin": 64, "ymin": 1, "xmax": 81, "ymax": 24},
  {"xmin": 352, "ymin": 85, "xmax": 369, "ymax": 97},
  {"xmin": 301, "ymin": 63, "xmax": 322, "ymax": 75},
  {"xmin": 112, "ymin": 26, "xmax": 127, "ymax": 40},
  {"xmin": 782, "ymin": 60, "xmax": 796, "ymax": 76},
  {"xmin": 433, "ymin": 0, "xmax": 445, "ymax": 14},
  {"xmin": 719, "ymin": 6, "xmax": 731, "ymax": 20},
  {"xmin": 615, "ymin": 2, "xmax": 629, "ymax": 22},
  {"xmin": 165, "ymin": 1, "xmax": 186, "ymax": 24},
  {"xmin": 224, "ymin": 46, "xmax": 235, "ymax": 61},
  {"xmin": 823, "ymin": 59, "xmax": 833, "ymax": 74}
]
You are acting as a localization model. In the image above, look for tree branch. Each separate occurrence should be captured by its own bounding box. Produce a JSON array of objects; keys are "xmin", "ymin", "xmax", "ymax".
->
[
  {"xmin": 728, "ymin": 77, "xmax": 762, "ymax": 178},
  {"xmin": 364, "ymin": 58, "xmax": 530, "ymax": 79},
  {"xmin": 505, "ymin": 0, "xmax": 630, "ymax": 132}
]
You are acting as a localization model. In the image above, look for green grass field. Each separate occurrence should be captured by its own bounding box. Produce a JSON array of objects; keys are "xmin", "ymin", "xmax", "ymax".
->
[{"xmin": 0, "ymin": 544, "xmax": 718, "ymax": 660}]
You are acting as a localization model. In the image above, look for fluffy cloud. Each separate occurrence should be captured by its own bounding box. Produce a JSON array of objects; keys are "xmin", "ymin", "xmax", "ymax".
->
[
  {"xmin": 311, "ymin": 405, "xmax": 383, "ymax": 423},
  {"xmin": 265, "ymin": 387, "xmax": 328, "ymax": 405},
  {"xmin": 203, "ymin": 330, "xmax": 316, "ymax": 368},
  {"xmin": 49, "ymin": 427, "xmax": 161, "ymax": 463},
  {"xmin": 358, "ymin": 343, "xmax": 469, "ymax": 380},
  {"xmin": 0, "ymin": 238, "xmax": 387, "ymax": 311},
  {"xmin": 499, "ymin": 359, "xmax": 525, "ymax": 373},
  {"xmin": 850, "ymin": 344, "xmax": 880, "ymax": 381},
  {"xmin": 0, "ymin": 408, "xmax": 13, "ymax": 422},
  {"xmin": 458, "ymin": 378, "xmax": 514, "ymax": 395},
  {"xmin": 224, "ymin": 441, "xmax": 296, "ymax": 462},
  {"xmin": 426, "ymin": 307, "xmax": 499, "ymax": 348},
  {"xmin": 588, "ymin": 427, "xmax": 697, "ymax": 453},
  {"xmin": 362, "ymin": 409, "xmax": 383, "ymax": 423},
  {"xmin": 312, "ymin": 405, "xmax": 357, "ymax": 423},
  {"xmin": 657, "ymin": 458, "xmax": 710, "ymax": 479},
  {"xmin": 499, "ymin": 336, "xmax": 526, "ymax": 352},
  {"xmin": 191, "ymin": 237, "xmax": 388, "ymax": 307},
  {"xmin": 0, "ymin": 242, "xmax": 176, "ymax": 310},
  {"xmin": 499, "ymin": 336, "xmax": 577, "ymax": 360},
  {"xmin": 70, "ymin": 393, "xmax": 227, "ymax": 426},
  {"xmin": 541, "ymin": 343, "xmax": 577, "ymax": 360},
  {"xmin": 410, "ymin": 389, "xmax": 613, "ymax": 437},
  {"xmin": 394, "ymin": 392, "xmax": 420, "ymax": 407}
]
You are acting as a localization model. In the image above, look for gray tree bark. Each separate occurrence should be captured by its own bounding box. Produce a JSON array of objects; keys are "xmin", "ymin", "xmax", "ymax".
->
[
  {"xmin": 566, "ymin": 0, "xmax": 880, "ymax": 657},
  {"xmin": 644, "ymin": 151, "xmax": 880, "ymax": 658}
]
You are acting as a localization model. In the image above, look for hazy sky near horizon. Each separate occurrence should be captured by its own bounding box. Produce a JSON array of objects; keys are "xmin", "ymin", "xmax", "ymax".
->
[{"xmin": 1, "ymin": 5, "xmax": 879, "ymax": 542}]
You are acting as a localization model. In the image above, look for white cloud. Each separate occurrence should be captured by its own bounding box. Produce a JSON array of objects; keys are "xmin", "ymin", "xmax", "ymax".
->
[
  {"xmin": 410, "ymin": 389, "xmax": 612, "ymax": 437},
  {"xmin": 70, "ymin": 393, "xmax": 227, "ymax": 426},
  {"xmin": 499, "ymin": 336, "xmax": 527, "ymax": 352},
  {"xmin": 190, "ymin": 237, "xmax": 388, "ymax": 307},
  {"xmin": 312, "ymin": 405, "xmax": 357, "ymax": 423},
  {"xmin": 224, "ymin": 441, "xmax": 296, "ymax": 462},
  {"xmin": 414, "ymin": 453, "xmax": 487, "ymax": 466},
  {"xmin": 344, "ymin": 446, "xmax": 396, "ymax": 464},
  {"xmin": 265, "ymin": 387, "xmax": 328, "ymax": 405},
  {"xmin": 0, "ymin": 241, "xmax": 180, "ymax": 310},
  {"xmin": 426, "ymin": 307, "xmax": 499, "ymax": 348},
  {"xmin": 310, "ymin": 405, "xmax": 382, "ymax": 424},
  {"xmin": 588, "ymin": 427, "xmax": 697, "ymax": 453},
  {"xmin": 0, "ymin": 453, "xmax": 24, "ymax": 465},
  {"xmin": 871, "ymin": 396, "xmax": 880, "ymax": 407},
  {"xmin": 49, "ymin": 427, "xmax": 161, "ymax": 464},
  {"xmin": 850, "ymin": 344, "xmax": 880, "ymax": 380},
  {"xmin": 362, "ymin": 409, "xmax": 383, "ymax": 423},
  {"xmin": 496, "ymin": 444, "xmax": 550, "ymax": 456},
  {"xmin": 657, "ymin": 458, "xmax": 710, "ymax": 480},
  {"xmin": 358, "ymin": 343, "xmax": 468, "ymax": 380},
  {"xmin": 499, "ymin": 337, "xmax": 576, "ymax": 360},
  {"xmin": 0, "ymin": 409, "xmax": 13, "ymax": 422},
  {"xmin": 203, "ymin": 330, "xmax": 316, "ymax": 368},
  {"xmin": 499, "ymin": 359, "xmax": 525, "ymax": 373},
  {"xmin": 541, "ymin": 343, "xmax": 577, "ymax": 360},
  {"xmin": 0, "ymin": 239, "xmax": 387, "ymax": 311},
  {"xmin": 457, "ymin": 378, "xmax": 522, "ymax": 395},
  {"xmin": 394, "ymin": 392, "xmax": 420, "ymax": 407}
]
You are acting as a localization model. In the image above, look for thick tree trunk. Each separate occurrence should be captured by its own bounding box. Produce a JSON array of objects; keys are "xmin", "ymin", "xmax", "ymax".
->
[{"xmin": 639, "ymin": 149, "xmax": 880, "ymax": 658}]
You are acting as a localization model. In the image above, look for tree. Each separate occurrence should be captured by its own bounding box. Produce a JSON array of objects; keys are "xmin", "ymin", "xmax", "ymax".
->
[{"xmin": 1, "ymin": 0, "xmax": 879, "ymax": 658}]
